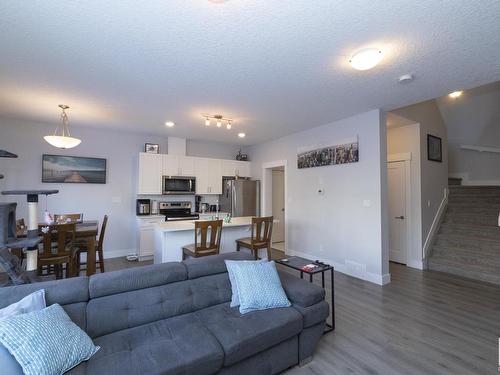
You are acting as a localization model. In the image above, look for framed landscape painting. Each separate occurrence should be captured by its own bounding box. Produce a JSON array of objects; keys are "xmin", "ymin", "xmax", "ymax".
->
[{"xmin": 42, "ymin": 154, "xmax": 106, "ymax": 184}]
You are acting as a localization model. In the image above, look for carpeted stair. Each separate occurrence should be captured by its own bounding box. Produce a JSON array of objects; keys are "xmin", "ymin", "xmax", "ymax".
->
[{"xmin": 427, "ymin": 186, "xmax": 500, "ymax": 285}]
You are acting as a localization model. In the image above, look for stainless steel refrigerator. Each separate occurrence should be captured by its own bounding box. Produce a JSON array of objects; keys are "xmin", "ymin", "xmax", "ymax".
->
[{"xmin": 219, "ymin": 178, "xmax": 260, "ymax": 217}]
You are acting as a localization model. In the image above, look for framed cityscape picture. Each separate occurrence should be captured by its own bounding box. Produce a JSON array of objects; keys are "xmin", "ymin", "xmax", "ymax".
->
[
  {"xmin": 427, "ymin": 134, "xmax": 442, "ymax": 162},
  {"xmin": 42, "ymin": 154, "xmax": 107, "ymax": 184}
]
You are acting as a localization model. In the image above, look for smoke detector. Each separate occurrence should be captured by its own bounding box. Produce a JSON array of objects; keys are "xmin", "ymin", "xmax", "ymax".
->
[{"xmin": 398, "ymin": 74, "xmax": 414, "ymax": 84}]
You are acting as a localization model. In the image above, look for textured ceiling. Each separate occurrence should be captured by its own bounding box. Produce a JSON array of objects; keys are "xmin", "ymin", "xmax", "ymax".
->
[
  {"xmin": 1, "ymin": 1, "xmax": 500, "ymax": 145},
  {"xmin": 437, "ymin": 80, "xmax": 500, "ymax": 146}
]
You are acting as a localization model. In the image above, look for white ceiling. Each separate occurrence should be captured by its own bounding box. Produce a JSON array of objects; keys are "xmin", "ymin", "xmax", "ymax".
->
[{"xmin": 1, "ymin": 1, "xmax": 500, "ymax": 145}]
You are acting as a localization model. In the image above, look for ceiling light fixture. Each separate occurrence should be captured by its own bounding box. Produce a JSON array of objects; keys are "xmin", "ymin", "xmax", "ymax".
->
[
  {"xmin": 202, "ymin": 114, "xmax": 234, "ymax": 130},
  {"xmin": 238, "ymin": 133, "xmax": 245, "ymax": 138},
  {"xmin": 349, "ymin": 48, "xmax": 383, "ymax": 71},
  {"xmin": 44, "ymin": 105, "xmax": 81, "ymax": 149},
  {"xmin": 448, "ymin": 90, "xmax": 463, "ymax": 99},
  {"xmin": 165, "ymin": 121, "xmax": 175, "ymax": 127}
]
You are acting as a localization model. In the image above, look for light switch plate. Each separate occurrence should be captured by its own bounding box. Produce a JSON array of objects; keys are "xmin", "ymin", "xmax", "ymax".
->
[{"xmin": 362, "ymin": 199, "xmax": 371, "ymax": 207}]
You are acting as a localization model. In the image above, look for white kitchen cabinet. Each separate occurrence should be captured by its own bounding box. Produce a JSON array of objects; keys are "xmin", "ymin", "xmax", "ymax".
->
[
  {"xmin": 179, "ymin": 156, "xmax": 195, "ymax": 176},
  {"xmin": 138, "ymin": 153, "xmax": 162, "ymax": 195},
  {"xmin": 163, "ymin": 155, "xmax": 195, "ymax": 176},
  {"xmin": 137, "ymin": 216, "xmax": 164, "ymax": 260},
  {"xmin": 221, "ymin": 160, "xmax": 251, "ymax": 177},
  {"xmin": 195, "ymin": 158, "xmax": 222, "ymax": 194}
]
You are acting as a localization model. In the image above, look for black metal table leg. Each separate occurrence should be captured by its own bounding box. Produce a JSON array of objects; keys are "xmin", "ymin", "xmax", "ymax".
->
[{"xmin": 309, "ymin": 273, "xmax": 313, "ymax": 282}]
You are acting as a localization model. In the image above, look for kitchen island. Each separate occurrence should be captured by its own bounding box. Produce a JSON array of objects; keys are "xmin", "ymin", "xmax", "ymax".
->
[{"xmin": 154, "ymin": 216, "xmax": 263, "ymax": 263}]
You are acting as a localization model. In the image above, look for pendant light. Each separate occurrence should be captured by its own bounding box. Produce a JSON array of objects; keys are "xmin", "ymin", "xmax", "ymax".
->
[{"xmin": 44, "ymin": 104, "xmax": 81, "ymax": 149}]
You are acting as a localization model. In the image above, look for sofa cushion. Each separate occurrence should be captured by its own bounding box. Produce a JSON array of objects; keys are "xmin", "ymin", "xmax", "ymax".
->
[
  {"xmin": 195, "ymin": 302, "xmax": 302, "ymax": 366},
  {"xmin": 86, "ymin": 272, "xmax": 231, "ymax": 338},
  {"xmin": 278, "ymin": 271, "xmax": 325, "ymax": 307},
  {"xmin": 183, "ymin": 251, "xmax": 254, "ymax": 280},
  {"xmin": 89, "ymin": 262, "xmax": 186, "ymax": 299},
  {"xmin": 0, "ymin": 276, "xmax": 89, "ymax": 309},
  {"xmin": 86, "ymin": 313, "xmax": 224, "ymax": 375}
]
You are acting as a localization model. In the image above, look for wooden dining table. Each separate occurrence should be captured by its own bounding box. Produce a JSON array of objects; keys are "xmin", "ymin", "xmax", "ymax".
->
[{"xmin": 17, "ymin": 220, "xmax": 99, "ymax": 276}]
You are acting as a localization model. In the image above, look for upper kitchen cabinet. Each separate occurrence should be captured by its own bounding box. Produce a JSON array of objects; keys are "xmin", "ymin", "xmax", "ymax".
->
[
  {"xmin": 138, "ymin": 152, "xmax": 162, "ymax": 195},
  {"xmin": 195, "ymin": 158, "xmax": 222, "ymax": 194},
  {"xmin": 162, "ymin": 155, "xmax": 195, "ymax": 176},
  {"xmin": 221, "ymin": 160, "xmax": 251, "ymax": 177}
]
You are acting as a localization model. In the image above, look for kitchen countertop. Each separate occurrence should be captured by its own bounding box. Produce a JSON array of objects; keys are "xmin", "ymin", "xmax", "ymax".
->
[{"xmin": 155, "ymin": 216, "xmax": 253, "ymax": 233}]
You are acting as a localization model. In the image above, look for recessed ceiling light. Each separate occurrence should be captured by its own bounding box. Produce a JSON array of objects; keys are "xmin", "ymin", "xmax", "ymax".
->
[
  {"xmin": 448, "ymin": 90, "xmax": 463, "ymax": 99},
  {"xmin": 349, "ymin": 48, "xmax": 383, "ymax": 71},
  {"xmin": 238, "ymin": 133, "xmax": 245, "ymax": 138},
  {"xmin": 165, "ymin": 121, "xmax": 175, "ymax": 127}
]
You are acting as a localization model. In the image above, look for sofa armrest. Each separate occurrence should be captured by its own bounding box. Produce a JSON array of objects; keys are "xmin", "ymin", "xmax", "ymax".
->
[{"xmin": 278, "ymin": 271, "xmax": 325, "ymax": 307}]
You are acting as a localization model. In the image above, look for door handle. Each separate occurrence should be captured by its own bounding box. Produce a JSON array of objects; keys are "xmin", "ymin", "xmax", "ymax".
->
[{"xmin": 394, "ymin": 216, "xmax": 405, "ymax": 219}]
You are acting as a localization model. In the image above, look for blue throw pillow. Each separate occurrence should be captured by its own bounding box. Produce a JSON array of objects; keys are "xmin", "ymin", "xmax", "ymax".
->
[
  {"xmin": 229, "ymin": 261, "xmax": 291, "ymax": 314},
  {"xmin": 225, "ymin": 259, "xmax": 265, "ymax": 307},
  {"xmin": 0, "ymin": 303, "xmax": 100, "ymax": 375},
  {"xmin": 0, "ymin": 289, "xmax": 47, "ymax": 374}
]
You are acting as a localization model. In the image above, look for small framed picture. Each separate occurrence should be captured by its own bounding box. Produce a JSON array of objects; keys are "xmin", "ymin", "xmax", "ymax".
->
[
  {"xmin": 145, "ymin": 143, "xmax": 159, "ymax": 154},
  {"xmin": 427, "ymin": 134, "xmax": 442, "ymax": 162}
]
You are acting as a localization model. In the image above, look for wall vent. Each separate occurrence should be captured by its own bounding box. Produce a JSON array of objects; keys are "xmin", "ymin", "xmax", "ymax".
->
[{"xmin": 345, "ymin": 260, "xmax": 367, "ymax": 279}]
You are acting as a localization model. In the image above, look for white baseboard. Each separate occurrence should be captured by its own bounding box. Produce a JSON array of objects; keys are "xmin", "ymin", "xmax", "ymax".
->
[
  {"xmin": 449, "ymin": 172, "xmax": 500, "ymax": 186},
  {"xmin": 407, "ymin": 260, "xmax": 424, "ymax": 270},
  {"xmin": 104, "ymin": 248, "xmax": 137, "ymax": 259},
  {"xmin": 287, "ymin": 249, "xmax": 391, "ymax": 286}
]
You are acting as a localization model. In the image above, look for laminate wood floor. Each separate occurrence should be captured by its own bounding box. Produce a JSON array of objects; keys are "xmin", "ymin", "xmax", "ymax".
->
[{"xmin": 284, "ymin": 262, "xmax": 500, "ymax": 375}]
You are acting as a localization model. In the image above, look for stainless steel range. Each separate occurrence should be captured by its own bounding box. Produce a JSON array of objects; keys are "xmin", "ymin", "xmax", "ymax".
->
[{"xmin": 159, "ymin": 201, "xmax": 199, "ymax": 221}]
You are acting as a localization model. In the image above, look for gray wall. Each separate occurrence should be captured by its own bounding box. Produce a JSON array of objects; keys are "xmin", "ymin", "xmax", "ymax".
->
[
  {"xmin": 436, "ymin": 81, "xmax": 500, "ymax": 184},
  {"xmin": 392, "ymin": 100, "xmax": 448, "ymax": 245},
  {"xmin": 246, "ymin": 109, "xmax": 390, "ymax": 285},
  {"xmin": 0, "ymin": 118, "xmax": 241, "ymax": 258}
]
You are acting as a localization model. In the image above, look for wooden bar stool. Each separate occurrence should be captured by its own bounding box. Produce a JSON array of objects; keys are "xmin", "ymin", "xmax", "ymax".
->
[
  {"xmin": 236, "ymin": 216, "xmax": 273, "ymax": 260},
  {"xmin": 182, "ymin": 219, "xmax": 223, "ymax": 260}
]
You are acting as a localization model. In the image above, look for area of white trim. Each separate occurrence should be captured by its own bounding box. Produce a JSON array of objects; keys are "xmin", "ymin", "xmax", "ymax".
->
[
  {"xmin": 387, "ymin": 152, "xmax": 412, "ymax": 162},
  {"xmin": 104, "ymin": 248, "xmax": 136, "ymax": 259},
  {"xmin": 388, "ymin": 155, "xmax": 413, "ymax": 268},
  {"xmin": 460, "ymin": 144, "xmax": 500, "ymax": 154},
  {"xmin": 288, "ymin": 248, "xmax": 391, "ymax": 286},
  {"xmin": 449, "ymin": 172, "xmax": 500, "ymax": 186},
  {"xmin": 422, "ymin": 189, "xmax": 448, "ymax": 260},
  {"xmin": 262, "ymin": 160, "xmax": 288, "ymax": 253}
]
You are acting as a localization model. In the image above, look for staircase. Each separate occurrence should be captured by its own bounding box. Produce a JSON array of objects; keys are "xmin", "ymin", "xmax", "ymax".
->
[{"xmin": 427, "ymin": 186, "xmax": 500, "ymax": 285}]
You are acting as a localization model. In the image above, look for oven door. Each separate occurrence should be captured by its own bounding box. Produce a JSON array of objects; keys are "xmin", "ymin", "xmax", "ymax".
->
[{"xmin": 162, "ymin": 177, "xmax": 196, "ymax": 195}]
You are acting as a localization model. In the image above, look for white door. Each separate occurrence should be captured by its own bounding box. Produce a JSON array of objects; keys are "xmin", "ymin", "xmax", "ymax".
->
[
  {"xmin": 388, "ymin": 161, "xmax": 407, "ymax": 264},
  {"xmin": 272, "ymin": 170, "xmax": 285, "ymax": 243}
]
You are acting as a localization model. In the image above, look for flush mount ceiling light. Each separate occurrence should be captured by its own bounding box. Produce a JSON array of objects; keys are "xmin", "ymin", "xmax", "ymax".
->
[
  {"xmin": 44, "ymin": 104, "xmax": 81, "ymax": 149},
  {"xmin": 349, "ymin": 48, "xmax": 383, "ymax": 71},
  {"xmin": 165, "ymin": 121, "xmax": 175, "ymax": 127},
  {"xmin": 238, "ymin": 132, "xmax": 246, "ymax": 138},
  {"xmin": 448, "ymin": 90, "xmax": 463, "ymax": 99}
]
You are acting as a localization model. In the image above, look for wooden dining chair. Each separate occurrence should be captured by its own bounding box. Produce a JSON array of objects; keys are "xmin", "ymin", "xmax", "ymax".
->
[
  {"xmin": 73, "ymin": 215, "xmax": 108, "ymax": 274},
  {"xmin": 54, "ymin": 213, "xmax": 83, "ymax": 223},
  {"xmin": 10, "ymin": 218, "xmax": 27, "ymax": 263},
  {"xmin": 182, "ymin": 219, "xmax": 223, "ymax": 260},
  {"xmin": 236, "ymin": 216, "xmax": 274, "ymax": 260},
  {"xmin": 38, "ymin": 223, "xmax": 76, "ymax": 279}
]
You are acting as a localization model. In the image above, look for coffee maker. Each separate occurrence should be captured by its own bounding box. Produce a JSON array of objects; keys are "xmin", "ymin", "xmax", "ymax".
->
[{"xmin": 136, "ymin": 199, "xmax": 151, "ymax": 216}]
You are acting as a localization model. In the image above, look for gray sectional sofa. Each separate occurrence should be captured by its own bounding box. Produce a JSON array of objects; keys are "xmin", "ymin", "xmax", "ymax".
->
[{"xmin": 0, "ymin": 252, "xmax": 328, "ymax": 374}]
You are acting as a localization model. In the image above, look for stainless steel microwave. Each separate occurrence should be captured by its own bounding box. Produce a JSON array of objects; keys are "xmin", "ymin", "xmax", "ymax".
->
[{"xmin": 162, "ymin": 176, "xmax": 196, "ymax": 195}]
